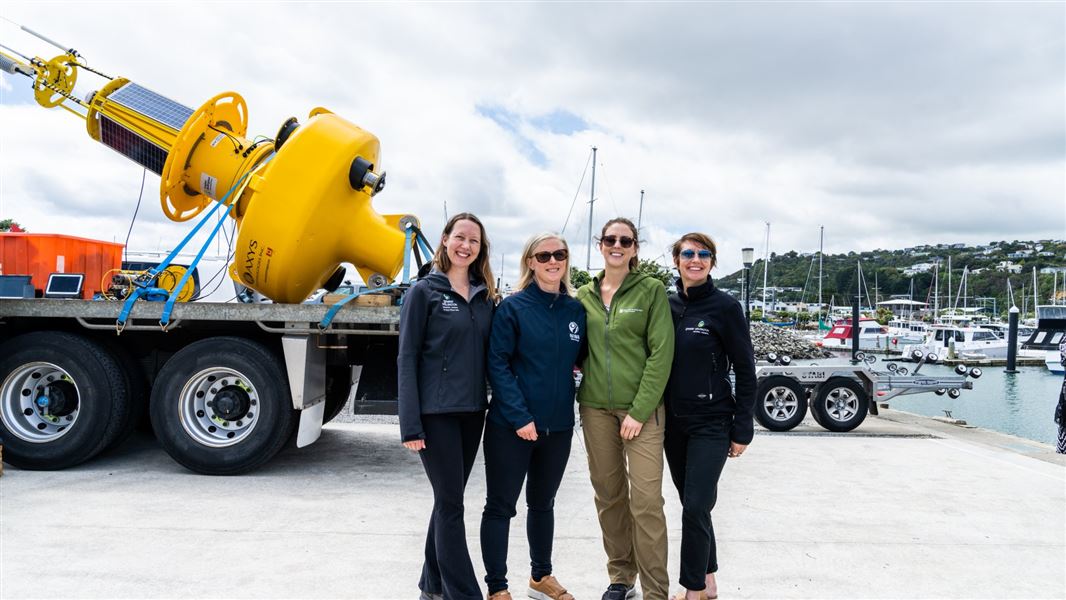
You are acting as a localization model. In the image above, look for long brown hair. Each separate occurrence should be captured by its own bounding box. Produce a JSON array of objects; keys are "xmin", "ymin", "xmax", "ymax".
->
[
  {"xmin": 599, "ymin": 217, "xmax": 640, "ymax": 270},
  {"xmin": 432, "ymin": 212, "xmax": 497, "ymax": 298}
]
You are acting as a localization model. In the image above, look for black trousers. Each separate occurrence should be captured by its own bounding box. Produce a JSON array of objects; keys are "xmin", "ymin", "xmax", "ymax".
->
[
  {"xmin": 663, "ymin": 413, "xmax": 732, "ymax": 591},
  {"xmin": 480, "ymin": 420, "xmax": 573, "ymax": 594},
  {"xmin": 419, "ymin": 412, "xmax": 486, "ymax": 600}
]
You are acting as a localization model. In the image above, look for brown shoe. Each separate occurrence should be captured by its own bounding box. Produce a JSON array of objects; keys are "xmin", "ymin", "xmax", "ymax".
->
[
  {"xmin": 488, "ymin": 590, "xmax": 513, "ymax": 600},
  {"xmin": 529, "ymin": 575, "xmax": 575, "ymax": 600}
]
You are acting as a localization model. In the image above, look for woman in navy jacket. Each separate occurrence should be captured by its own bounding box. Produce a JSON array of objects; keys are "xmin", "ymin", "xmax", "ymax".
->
[
  {"xmin": 480, "ymin": 232, "xmax": 586, "ymax": 600},
  {"xmin": 398, "ymin": 213, "xmax": 497, "ymax": 600},
  {"xmin": 664, "ymin": 232, "xmax": 756, "ymax": 600}
]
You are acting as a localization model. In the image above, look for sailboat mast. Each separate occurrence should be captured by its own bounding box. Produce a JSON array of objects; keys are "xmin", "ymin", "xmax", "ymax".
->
[
  {"xmin": 762, "ymin": 222, "xmax": 770, "ymax": 315},
  {"xmin": 1033, "ymin": 266, "xmax": 1038, "ymax": 316},
  {"xmin": 818, "ymin": 226, "xmax": 824, "ymax": 323},
  {"xmin": 637, "ymin": 189, "xmax": 645, "ymax": 233},
  {"xmin": 585, "ymin": 146, "xmax": 598, "ymax": 271},
  {"xmin": 947, "ymin": 255, "xmax": 952, "ymax": 317},
  {"xmin": 933, "ymin": 261, "xmax": 939, "ymax": 320}
]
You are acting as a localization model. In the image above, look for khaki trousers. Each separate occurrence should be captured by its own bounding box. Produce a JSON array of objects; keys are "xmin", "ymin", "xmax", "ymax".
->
[{"xmin": 580, "ymin": 404, "xmax": 669, "ymax": 600}]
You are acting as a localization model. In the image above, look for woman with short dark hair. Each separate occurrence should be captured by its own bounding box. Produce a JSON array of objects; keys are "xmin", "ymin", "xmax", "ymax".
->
[{"xmin": 664, "ymin": 232, "xmax": 756, "ymax": 600}]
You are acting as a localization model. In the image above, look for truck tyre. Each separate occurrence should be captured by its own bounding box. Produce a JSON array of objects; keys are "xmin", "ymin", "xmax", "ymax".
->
[
  {"xmin": 323, "ymin": 365, "xmax": 351, "ymax": 424},
  {"xmin": 149, "ymin": 337, "xmax": 296, "ymax": 475},
  {"xmin": 753, "ymin": 376, "xmax": 807, "ymax": 432},
  {"xmin": 811, "ymin": 377, "xmax": 869, "ymax": 432},
  {"xmin": 0, "ymin": 331, "xmax": 129, "ymax": 470},
  {"xmin": 100, "ymin": 341, "xmax": 149, "ymax": 451}
]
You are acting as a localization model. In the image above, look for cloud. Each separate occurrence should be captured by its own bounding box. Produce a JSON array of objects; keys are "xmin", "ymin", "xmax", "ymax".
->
[{"xmin": 0, "ymin": 2, "xmax": 1062, "ymax": 285}]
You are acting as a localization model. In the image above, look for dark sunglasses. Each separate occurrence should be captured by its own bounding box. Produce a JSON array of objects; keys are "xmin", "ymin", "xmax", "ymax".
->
[
  {"xmin": 679, "ymin": 249, "xmax": 714, "ymax": 260},
  {"xmin": 600, "ymin": 235, "xmax": 635, "ymax": 248},
  {"xmin": 533, "ymin": 249, "xmax": 569, "ymax": 263}
]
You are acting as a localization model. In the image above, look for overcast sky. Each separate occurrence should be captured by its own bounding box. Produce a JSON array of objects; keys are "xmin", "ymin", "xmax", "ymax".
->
[{"xmin": 1, "ymin": 2, "xmax": 1063, "ymax": 287}]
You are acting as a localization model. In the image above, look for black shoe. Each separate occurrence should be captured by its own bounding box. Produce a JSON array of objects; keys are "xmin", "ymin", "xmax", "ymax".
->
[{"xmin": 601, "ymin": 583, "xmax": 636, "ymax": 600}]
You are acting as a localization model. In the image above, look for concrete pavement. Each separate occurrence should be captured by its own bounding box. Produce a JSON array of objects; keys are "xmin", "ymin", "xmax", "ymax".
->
[{"xmin": 1, "ymin": 410, "xmax": 1064, "ymax": 599}]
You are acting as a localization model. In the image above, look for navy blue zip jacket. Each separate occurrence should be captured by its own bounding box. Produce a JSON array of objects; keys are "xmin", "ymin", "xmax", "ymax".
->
[
  {"xmin": 666, "ymin": 276, "xmax": 757, "ymax": 444},
  {"xmin": 487, "ymin": 283, "xmax": 587, "ymax": 433},
  {"xmin": 397, "ymin": 270, "xmax": 494, "ymax": 442}
]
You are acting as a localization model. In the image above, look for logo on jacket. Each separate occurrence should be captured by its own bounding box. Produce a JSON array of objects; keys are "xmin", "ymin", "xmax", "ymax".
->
[
  {"xmin": 568, "ymin": 321, "xmax": 581, "ymax": 342},
  {"xmin": 440, "ymin": 295, "xmax": 460, "ymax": 313},
  {"xmin": 698, "ymin": 321, "xmax": 705, "ymax": 327},
  {"xmin": 618, "ymin": 307, "xmax": 643, "ymax": 314}
]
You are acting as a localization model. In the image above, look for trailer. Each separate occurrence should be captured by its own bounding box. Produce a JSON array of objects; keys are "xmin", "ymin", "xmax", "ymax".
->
[
  {"xmin": 752, "ymin": 352, "xmax": 978, "ymax": 433},
  {"xmin": 0, "ymin": 298, "xmax": 403, "ymax": 475}
]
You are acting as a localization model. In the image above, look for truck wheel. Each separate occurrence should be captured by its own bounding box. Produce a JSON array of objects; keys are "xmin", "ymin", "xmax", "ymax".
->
[
  {"xmin": 0, "ymin": 332, "xmax": 129, "ymax": 469},
  {"xmin": 753, "ymin": 376, "xmax": 807, "ymax": 432},
  {"xmin": 149, "ymin": 337, "xmax": 296, "ymax": 475},
  {"xmin": 811, "ymin": 378, "xmax": 868, "ymax": 432}
]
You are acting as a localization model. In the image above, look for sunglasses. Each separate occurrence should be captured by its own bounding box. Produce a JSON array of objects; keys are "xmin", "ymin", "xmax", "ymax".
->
[
  {"xmin": 533, "ymin": 249, "xmax": 569, "ymax": 263},
  {"xmin": 679, "ymin": 249, "xmax": 714, "ymax": 260},
  {"xmin": 600, "ymin": 235, "xmax": 635, "ymax": 248}
]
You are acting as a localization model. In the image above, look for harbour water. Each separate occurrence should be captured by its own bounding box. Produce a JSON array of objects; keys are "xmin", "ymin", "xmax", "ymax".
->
[{"xmin": 808, "ymin": 356, "xmax": 1062, "ymax": 445}]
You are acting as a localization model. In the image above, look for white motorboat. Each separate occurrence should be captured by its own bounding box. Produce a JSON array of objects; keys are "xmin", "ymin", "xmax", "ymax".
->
[{"xmin": 901, "ymin": 324, "xmax": 1009, "ymax": 360}]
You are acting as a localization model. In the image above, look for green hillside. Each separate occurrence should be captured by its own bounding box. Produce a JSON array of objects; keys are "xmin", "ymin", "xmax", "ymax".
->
[{"xmin": 718, "ymin": 240, "xmax": 1066, "ymax": 319}]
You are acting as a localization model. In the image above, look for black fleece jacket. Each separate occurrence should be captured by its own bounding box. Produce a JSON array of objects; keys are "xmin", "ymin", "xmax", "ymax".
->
[
  {"xmin": 397, "ymin": 270, "xmax": 494, "ymax": 442},
  {"xmin": 666, "ymin": 276, "xmax": 757, "ymax": 444}
]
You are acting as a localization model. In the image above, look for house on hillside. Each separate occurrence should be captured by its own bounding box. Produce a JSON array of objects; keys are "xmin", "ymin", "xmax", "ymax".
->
[
  {"xmin": 903, "ymin": 262, "xmax": 936, "ymax": 276},
  {"xmin": 996, "ymin": 261, "xmax": 1023, "ymax": 274},
  {"xmin": 1040, "ymin": 267, "xmax": 1066, "ymax": 275},
  {"xmin": 1007, "ymin": 250, "xmax": 1033, "ymax": 259}
]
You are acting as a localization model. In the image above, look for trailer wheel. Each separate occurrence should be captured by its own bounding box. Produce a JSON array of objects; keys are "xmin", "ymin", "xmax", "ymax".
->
[
  {"xmin": 0, "ymin": 332, "xmax": 129, "ymax": 470},
  {"xmin": 150, "ymin": 337, "xmax": 296, "ymax": 475},
  {"xmin": 753, "ymin": 376, "xmax": 807, "ymax": 432},
  {"xmin": 811, "ymin": 378, "xmax": 868, "ymax": 432}
]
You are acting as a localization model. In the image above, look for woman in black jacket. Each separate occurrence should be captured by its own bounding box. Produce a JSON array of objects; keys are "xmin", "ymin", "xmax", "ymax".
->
[
  {"xmin": 663, "ymin": 232, "xmax": 756, "ymax": 600},
  {"xmin": 398, "ymin": 212, "xmax": 496, "ymax": 600}
]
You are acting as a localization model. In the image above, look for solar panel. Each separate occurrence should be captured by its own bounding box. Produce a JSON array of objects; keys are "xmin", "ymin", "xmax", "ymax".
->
[
  {"xmin": 99, "ymin": 116, "xmax": 169, "ymax": 174},
  {"xmin": 108, "ymin": 82, "xmax": 194, "ymax": 131}
]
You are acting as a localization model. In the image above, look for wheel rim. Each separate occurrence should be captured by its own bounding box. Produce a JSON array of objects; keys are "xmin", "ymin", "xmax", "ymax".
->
[
  {"xmin": 823, "ymin": 387, "xmax": 858, "ymax": 422},
  {"xmin": 762, "ymin": 385, "xmax": 799, "ymax": 422},
  {"xmin": 178, "ymin": 367, "xmax": 261, "ymax": 448},
  {"xmin": 1, "ymin": 362, "xmax": 81, "ymax": 443}
]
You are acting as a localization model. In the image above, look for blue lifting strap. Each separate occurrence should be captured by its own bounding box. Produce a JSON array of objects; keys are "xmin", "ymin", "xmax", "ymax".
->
[{"xmin": 117, "ymin": 153, "xmax": 275, "ymax": 332}]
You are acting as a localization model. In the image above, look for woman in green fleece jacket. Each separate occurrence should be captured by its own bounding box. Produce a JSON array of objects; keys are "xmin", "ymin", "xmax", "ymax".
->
[{"xmin": 577, "ymin": 217, "xmax": 675, "ymax": 600}]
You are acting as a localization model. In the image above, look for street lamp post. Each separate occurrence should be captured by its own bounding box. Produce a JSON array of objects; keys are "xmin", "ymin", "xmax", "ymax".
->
[{"xmin": 742, "ymin": 247, "xmax": 754, "ymax": 327}]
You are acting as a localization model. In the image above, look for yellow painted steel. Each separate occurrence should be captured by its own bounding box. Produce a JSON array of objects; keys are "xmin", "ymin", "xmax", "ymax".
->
[
  {"xmin": 11, "ymin": 42, "xmax": 417, "ymax": 304},
  {"xmin": 228, "ymin": 109, "xmax": 411, "ymax": 303}
]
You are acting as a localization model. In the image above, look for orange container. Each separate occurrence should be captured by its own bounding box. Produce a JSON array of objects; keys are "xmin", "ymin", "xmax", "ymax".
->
[{"xmin": 0, "ymin": 233, "xmax": 124, "ymax": 299}]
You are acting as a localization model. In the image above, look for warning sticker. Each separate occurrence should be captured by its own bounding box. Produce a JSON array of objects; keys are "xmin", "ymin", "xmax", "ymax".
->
[
  {"xmin": 200, "ymin": 173, "xmax": 218, "ymax": 199},
  {"xmin": 210, "ymin": 133, "xmax": 226, "ymax": 148}
]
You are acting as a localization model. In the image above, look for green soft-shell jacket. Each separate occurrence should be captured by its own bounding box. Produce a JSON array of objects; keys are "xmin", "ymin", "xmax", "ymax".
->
[{"xmin": 576, "ymin": 271, "xmax": 675, "ymax": 422}]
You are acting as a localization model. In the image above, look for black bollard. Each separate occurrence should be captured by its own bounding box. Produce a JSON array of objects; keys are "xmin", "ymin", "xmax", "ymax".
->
[
  {"xmin": 851, "ymin": 298, "xmax": 860, "ymax": 364},
  {"xmin": 1005, "ymin": 306, "xmax": 1019, "ymax": 373}
]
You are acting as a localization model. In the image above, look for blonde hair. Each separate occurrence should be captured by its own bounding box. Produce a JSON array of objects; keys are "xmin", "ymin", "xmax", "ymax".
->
[
  {"xmin": 431, "ymin": 212, "xmax": 497, "ymax": 299},
  {"xmin": 516, "ymin": 232, "xmax": 575, "ymax": 296}
]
